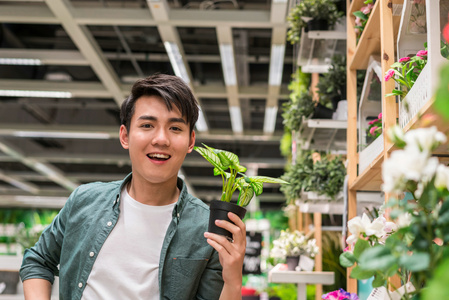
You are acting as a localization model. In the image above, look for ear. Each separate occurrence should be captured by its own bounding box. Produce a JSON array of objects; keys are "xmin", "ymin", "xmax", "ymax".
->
[
  {"xmin": 187, "ymin": 130, "xmax": 196, "ymax": 153},
  {"xmin": 119, "ymin": 125, "xmax": 129, "ymax": 150}
]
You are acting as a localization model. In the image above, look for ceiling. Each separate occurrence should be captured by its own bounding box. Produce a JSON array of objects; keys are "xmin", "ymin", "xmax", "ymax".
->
[{"xmin": 0, "ymin": 0, "xmax": 298, "ymax": 210}]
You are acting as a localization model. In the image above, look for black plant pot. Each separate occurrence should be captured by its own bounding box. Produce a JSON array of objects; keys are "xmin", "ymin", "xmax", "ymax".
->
[
  {"xmin": 306, "ymin": 19, "xmax": 329, "ymax": 32},
  {"xmin": 209, "ymin": 200, "xmax": 247, "ymax": 241},
  {"xmin": 331, "ymin": 96, "xmax": 342, "ymax": 111},
  {"xmin": 312, "ymin": 103, "xmax": 333, "ymax": 119}
]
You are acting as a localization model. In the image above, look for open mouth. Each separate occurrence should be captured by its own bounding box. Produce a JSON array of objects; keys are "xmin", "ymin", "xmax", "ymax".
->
[{"xmin": 147, "ymin": 153, "xmax": 171, "ymax": 161}]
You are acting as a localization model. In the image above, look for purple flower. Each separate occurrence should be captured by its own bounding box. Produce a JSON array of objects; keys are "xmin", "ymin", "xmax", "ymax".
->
[
  {"xmin": 398, "ymin": 57, "xmax": 410, "ymax": 63},
  {"xmin": 384, "ymin": 69, "xmax": 395, "ymax": 81}
]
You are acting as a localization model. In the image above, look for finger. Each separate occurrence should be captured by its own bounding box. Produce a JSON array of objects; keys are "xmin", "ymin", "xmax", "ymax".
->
[
  {"xmin": 227, "ymin": 212, "xmax": 246, "ymax": 238},
  {"xmin": 214, "ymin": 219, "xmax": 244, "ymax": 243},
  {"xmin": 204, "ymin": 232, "xmax": 231, "ymax": 256}
]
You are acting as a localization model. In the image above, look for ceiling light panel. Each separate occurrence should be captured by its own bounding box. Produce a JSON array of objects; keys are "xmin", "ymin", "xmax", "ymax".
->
[{"xmin": 219, "ymin": 44, "xmax": 237, "ymax": 86}]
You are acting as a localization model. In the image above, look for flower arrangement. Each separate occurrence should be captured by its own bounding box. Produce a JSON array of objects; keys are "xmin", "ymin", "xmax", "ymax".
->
[
  {"xmin": 353, "ymin": 0, "xmax": 375, "ymax": 41},
  {"xmin": 322, "ymin": 288, "xmax": 359, "ymax": 300},
  {"xmin": 384, "ymin": 49, "xmax": 427, "ymax": 100},
  {"xmin": 367, "ymin": 112, "xmax": 382, "ymax": 139},
  {"xmin": 340, "ymin": 125, "xmax": 449, "ymax": 299},
  {"xmin": 270, "ymin": 229, "xmax": 319, "ymax": 260}
]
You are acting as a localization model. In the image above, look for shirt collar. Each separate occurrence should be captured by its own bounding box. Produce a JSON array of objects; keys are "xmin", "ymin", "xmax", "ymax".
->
[{"xmin": 113, "ymin": 173, "xmax": 189, "ymax": 219}]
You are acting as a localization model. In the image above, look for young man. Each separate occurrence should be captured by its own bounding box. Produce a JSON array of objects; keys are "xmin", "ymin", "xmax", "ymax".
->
[{"xmin": 20, "ymin": 74, "xmax": 246, "ymax": 299}]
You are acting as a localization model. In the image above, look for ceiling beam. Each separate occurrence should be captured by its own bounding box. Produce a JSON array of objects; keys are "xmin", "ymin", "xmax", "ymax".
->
[
  {"xmin": 0, "ymin": 5, "xmax": 283, "ymax": 28},
  {"xmin": 216, "ymin": 26, "xmax": 243, "ymax": 134},
  {"xmin": 44, "ymin": 0, "xmax": 125, "ymax": 106},
  {"xmin": 0, "ymin": 139, "xmax": 79, "ymax": 191},
  {"xmin": 147, "ymin": 0, "xmax": 209, "ymax": 133},
  {"xmin": 264, "ymin": 0, "xmax": 289, "ymax": 134}
]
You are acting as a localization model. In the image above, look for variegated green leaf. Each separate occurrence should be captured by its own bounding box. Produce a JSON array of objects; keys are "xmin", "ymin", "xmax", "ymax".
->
[
  {"xmin": 194, "ymin": 146, "xmax": 224, "ymax": 172},
  {"xmin": 238, "ymin": 185, "xmax": 255, "ymax": 207},
  {"xmin": 251, "ymin": 182, "xmax": 263, "ymax": 196},
  {"xmin": 247, "ymin": 176, "xmax": 289, "ymax": 184}
]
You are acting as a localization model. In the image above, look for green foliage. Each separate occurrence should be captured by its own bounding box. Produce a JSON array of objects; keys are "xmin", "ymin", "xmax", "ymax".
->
[
  {"xmin": 434, "ymin": 62, "xmax": 449, "ymax": 120},
  {"xmin": 287, "ymin": 0, "xmax": 344, "ymax": 44},
  {"xmin": 305, "ymin": 155, "xmax": 346, "ymax": 200},
  {"xmin": 280, "ymin": 151, "xmax": 314, "ymax": 203},
  {"xmin": 321, "ymin": 231, "xmax": 346, "ymax": 293},
  {"xmin": 317, "ymin": 55, "xmax": 347, "ymax": 103},
  {"xmin": 282, "ymin": 92, "xmax": 315, "ymax": 131},
  {"xmin": 422, "ymin": 258, "xmax": 449, "ymax": 300},
  {"xmin": 194, "ymin": 144, "xmax": 288, "ymax": 207},
  {"xmin": 280, "ymin": 130, "xmax": 292, "ymax": 159},
  {"xmin": 282, "ymin": 69, "xmax": 312, "ymax": 131},
  {"xmin": 280, "ymin": 152, "xmax": 346, "ymax": 202}
]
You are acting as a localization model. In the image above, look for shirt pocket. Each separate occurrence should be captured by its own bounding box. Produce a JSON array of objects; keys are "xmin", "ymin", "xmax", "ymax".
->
[{"xmin": 169, "ymin": 257, "xmax": 209, "ymax": 300}]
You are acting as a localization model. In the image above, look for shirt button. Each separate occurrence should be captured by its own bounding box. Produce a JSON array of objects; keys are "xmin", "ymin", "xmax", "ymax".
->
[
  {"xmin": 107, "ymin": 221, "xmax": 112, "ymax": 227},
  {"xmin": 89, "ymin": 252, "xmax": 95, "ymax": 257},
  {"xmin": 78, "ymin": 282, "xmax": 83, "ymax": 288},
  {"xmin": 177, "ymin": 213, "xmax": 180, "ymax": 218}
]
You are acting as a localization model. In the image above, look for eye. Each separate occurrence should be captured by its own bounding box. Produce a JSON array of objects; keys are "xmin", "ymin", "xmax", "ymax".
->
[
  {"xmin": 171, "ymin": 126, "xmax": 182, "ymax": 131},
  {"xmin": 141, "ymin": 123, "xmax": 153, "ymax": 129}
]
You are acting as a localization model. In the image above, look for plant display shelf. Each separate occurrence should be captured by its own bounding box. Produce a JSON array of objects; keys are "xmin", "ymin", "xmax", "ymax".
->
[
  {"xmin": 268, "ymin": 263, "xmax": 335, "ymax": 300},
  {"xmin": 349, "ymin": 0, "xmax": 403, "ymax": 70},
  {"xmin": 297, "ymin": 18, "xmax": 347, "ymax": 74},
  {"xmin": 297, "ymin": 118, "xmax": 348, "ymax": 151},
  {"xmin": 398, "ymin": 0, "xmax": 449, "ymax": 129}
]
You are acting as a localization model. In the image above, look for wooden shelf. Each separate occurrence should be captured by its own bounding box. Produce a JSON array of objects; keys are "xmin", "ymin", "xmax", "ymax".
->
[
  {"xmin": 350, "ymin": 151, "xmax": 384, "ymax": 191},
  {"xmin": 349, "ymin": 0, "xmax": 381, "ymax": 70}
]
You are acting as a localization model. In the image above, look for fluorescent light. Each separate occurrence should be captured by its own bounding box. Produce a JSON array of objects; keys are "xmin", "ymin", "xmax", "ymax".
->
[
  {"xmin": 195, "ymin": 107, "xmax": 209, "ymax": 132},
  {"xmin": 219, "ymin": 44, "xmax": 237, "ymax": 86},
  {"xmin": 263, "ymin": 106, "xmax": 278, "ymax": 133},
  {"xmin": 269, "ymin": 44, "xmax": 285, "ymax": 86},
  {"xmin": 164, "ymin": 41, "xmax": 190, "ymax": 84},
  {"xmin": 273, "ymin": 0, "xmax": 287, "ymax": 3},
  {"xmin": 13, "ymin": 131, "xmax": 111, "ymax": 139},
  {"xmin": 0, "ymin": 58, "xmax": 42, "ymax": 65},
  {"xmin": 0, "ymin": 90, "xmax": 72, "ymax": 98},
  {"xmin": 229, "ymin": 106, "xmax": 243, "ymax": 133}
]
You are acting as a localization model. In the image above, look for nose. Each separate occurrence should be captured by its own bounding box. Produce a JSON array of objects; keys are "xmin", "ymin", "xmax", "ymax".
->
[{"xmin": 151, "ymin": 127, "xmax": 170, "ymax": 147}]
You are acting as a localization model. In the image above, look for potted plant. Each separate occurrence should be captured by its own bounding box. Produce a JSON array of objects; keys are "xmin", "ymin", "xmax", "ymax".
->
[
  {"xmin": 194, "ymin": 144, "xmax": 288, "ymax": 240},
  {"xmin": 282, "ymin": 91, "xmax": 315, "ymax": 131},
  {"xmin": 305, "ymin": 154, "xmax": 346, "ymax": 201},
  {"xmin": 280, "ymin": 151, "xmax": 314, "ymax": 203},
  {"xmin": 269, "ymin": 229, "xmax": 319, "ymax": 270},
  {"xmin": 317, "ymin": 54, "xmax": 347, "ymax": 111},
  {"xmin": 287, "ymin": 0, "xmax": 344, "ymax": 44}
]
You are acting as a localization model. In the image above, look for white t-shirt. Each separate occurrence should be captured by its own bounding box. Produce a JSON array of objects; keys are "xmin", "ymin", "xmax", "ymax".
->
[{"xmin": 81, "ymin": 187, "xmax": 176, "ymax": 300}]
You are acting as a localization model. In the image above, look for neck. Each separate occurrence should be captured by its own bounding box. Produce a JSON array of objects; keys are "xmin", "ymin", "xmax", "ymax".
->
[{"xmin": 127, "ymin": 175, "xmax": 180, "ymax": 206}]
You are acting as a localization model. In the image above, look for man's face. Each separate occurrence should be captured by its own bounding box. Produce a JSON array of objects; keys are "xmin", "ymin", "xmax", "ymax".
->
[{"xmin": 119, "ymin": 95, "xmax": 195, "ymax": 186}]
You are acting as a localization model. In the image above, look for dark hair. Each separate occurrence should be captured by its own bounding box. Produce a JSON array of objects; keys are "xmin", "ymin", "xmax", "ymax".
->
[{"xmin": 120, "ymin": 74, "xmax": 199, "ymax": 133}]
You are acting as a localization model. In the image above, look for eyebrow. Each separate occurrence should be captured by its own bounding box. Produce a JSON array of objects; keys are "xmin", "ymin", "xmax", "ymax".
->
[{"xmin": 137, "ymin": 115, "xmax": 187, "ymax": 124}]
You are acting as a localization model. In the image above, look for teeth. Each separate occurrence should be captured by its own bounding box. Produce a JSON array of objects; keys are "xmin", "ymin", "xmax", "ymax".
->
[{"xmin": 148, "ymin": 153, "xmax": 170, "ymax": 159}]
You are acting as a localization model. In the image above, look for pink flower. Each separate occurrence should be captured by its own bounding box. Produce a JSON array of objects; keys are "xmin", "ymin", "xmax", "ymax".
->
[
  {"xmin": 384, "ymin": 69, "xmax": 395, "ymax": 81},
  {"xmin": 355, "ymin": 17, "xmax": 362, "ymax": 27},
  {"xmin": 398, "ymin": 57, "xmax": 410, "ymax": 63},
  {"xmin": 378, "ymin": 112, "xmax": 382, "ymax": 119},
  {"xmin": 370, "ymin": 126, "xmax": 379, "ymax": 136},
  {"xmin": 360, "ymin": 4, "xmax": 373, "ymax": 15},
  {"xmin": 416, "ymin": 50, "xmax": 428, "ymax": 58},
  {"xmin": 368, "ymin": 120, "xmax": 375, "ymax": 125}
]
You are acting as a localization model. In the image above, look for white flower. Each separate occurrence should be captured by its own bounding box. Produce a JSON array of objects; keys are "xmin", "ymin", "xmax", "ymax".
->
[
  {"xmin": 435, "ymin": 164, "xmax": 449, "ymax": 190},
  {"xmin": 387, "ymin": 125, "xmax": 405, "ymax": 145},
  {"xmin": 404, "ymin": 126, "xmax": 447, "ymax": 154},
  {"xmin": 396, "ymin": 212, "xmax": 412, "ymax": 228},
  {"xmin": 366, "ymin": 216, "xmax": 386, "ymax": 238},
  {"xmin": 382, "ymin": 149, "xmax": 438, "ymax": 194},
  {"xmin": 346, "ymin": 213, "xmax": 372, "ymax": 245}
]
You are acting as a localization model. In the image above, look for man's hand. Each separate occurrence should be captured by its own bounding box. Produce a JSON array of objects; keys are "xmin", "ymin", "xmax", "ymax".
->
[{"xmin": 204, "ymin": 212, "xmax": 246, "ymax": 300}]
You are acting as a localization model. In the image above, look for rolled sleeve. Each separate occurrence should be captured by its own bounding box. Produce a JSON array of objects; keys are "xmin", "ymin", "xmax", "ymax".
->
[{"xmin": 19, "ymin": 188, "xmax": 76, "ymax": 284}]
